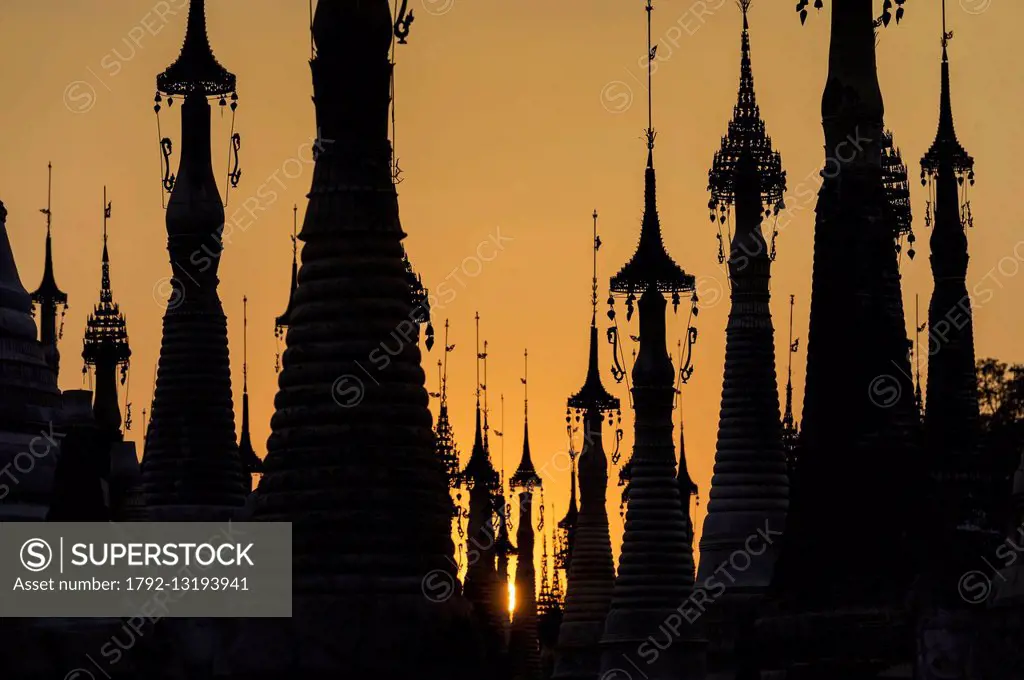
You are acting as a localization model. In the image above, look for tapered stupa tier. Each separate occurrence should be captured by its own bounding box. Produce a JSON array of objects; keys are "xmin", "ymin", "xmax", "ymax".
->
[
  {"xmin": 509, "ymin": 489, "xmax": 541, "ymax": 680},
  {"xmin": 82, "ymin": 210, "xmax": 131, "ymax": 438},
  {"xmin": 601, "ymin": 289, "xmax": 700, "ymax": 680},
  {"xmin": 462, "ymin": 404, "xmax": 504, "ymax": 664},
  {"xmin": 611, "ymin": 152, "xmax": 694, "ymax": 297},
  {"xmin": 0, "ymin": 201, "xmax": 62, "ymax": 520},
  {"xmin": 772, "ymin": 0, "xmax": 920, "ymax": 607},
  {"xmin": 554, "ymin": 410, "xmax": 617, "ymax": 680},
  {"xmin": 510, "ymin": 369, "xmax": 542, "ymax": 680},
  {"xmin": 229, "ymin": 2, "xmax": 476, "ymax": 676},
  {"xmin": 142, "ymin": 0, "xmax": 245, "ymax": 519},
  {"xmin": 700, "ymin": 3, "xmax": 788, "ymax": 598}
]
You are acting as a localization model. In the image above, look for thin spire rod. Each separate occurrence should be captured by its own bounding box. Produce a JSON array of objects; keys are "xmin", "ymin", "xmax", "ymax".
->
[
  {"xmin": 475, "ymin": 312, "xmax": 482, "ymax": 406},
  {"xmin": 646, "ymin": 0, "xmax": 654, "ymax": 143},
  {"xmin": 41, "ymin": 162, "xmax": 53, "ymax": 232},
  {"xmin": 914, "ymin": 294, "xmax": 923, "ymax": 409},
  {"xmin": 102, "ymin": 186, "xmax": 109, "ymax": 244},
  {"xmin": 441, "ymin": 319, "xmax": 451, "ymax": 403},
  {"xmin": 243, "ymin": 295, "xmax": 248, "ymax": 393},
  {"xmin": 292, "ymin": 204, "xmax": 298, "ymax": 254},
  {"xmin": 501, "ymin": 393, "xmax": 506, "ymax": 484},
  {"xmin": 591, "ymin": 210, "xmax": 600, "ymax": 324},
  {"xmin": 308, "ymin": 0, "xmax": 314, "ymax": 60},
  {"xmin": 787, "ymin": 294, "xmax": 795, "ymax": 387},
  {"xmin": 483, "ymin": 340, "xmax": 490, "ymax": 440},
  {"xmin": 523, "ymin": 349, "xmax": 529, "ymax": 420},
  {"xmin": 940, "ymin": 0, "xmax": 953, "ymax": 53}
]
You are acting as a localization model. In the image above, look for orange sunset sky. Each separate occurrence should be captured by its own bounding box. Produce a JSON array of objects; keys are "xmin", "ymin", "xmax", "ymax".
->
[{"xmin": 0, "ymin": 0, "xmax": 1021, "ymax": 577}]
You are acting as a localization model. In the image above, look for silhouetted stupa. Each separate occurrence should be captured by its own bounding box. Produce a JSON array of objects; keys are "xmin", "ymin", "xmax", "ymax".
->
[
  {"xmin": 599, "ymin": 3, "xmax": 703, "ymax": 678},
  {"xmin": 509, "ymin": 351, "xmax": 542, "ymax": 680},
  {"xmin": 29, "ymin": 163, "xmax": 66, "ymax": 378},
  {"xmin": 554, "ymin": 212, "xmax": 621, "ymax": 680},
  {"xmin": 141, "ymin": 0, "xmax": 246, "ymax": 519},
  {"xmin": 230, "ymin": 1, "xmax": 476, "ymax": 675},
  {"xmin": 699, "ymin": 4, "xmax": 789, "ymax": 676},
  {"xmin": 0, "ymin": 200, "xmax": 62, "ymax": 521}
]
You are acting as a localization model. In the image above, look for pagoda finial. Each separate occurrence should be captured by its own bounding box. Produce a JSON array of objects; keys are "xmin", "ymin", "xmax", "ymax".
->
[
  {"xmin": 463, "ymin": 312, "xmax": 497, "ymax": 488},
  {"xmin": 31, "ymin": 162, "xmax": 68, "ymax": 375},
  {"xmin": 82, "ymin": 191, "xmax": 131, "ymax": 436},
  {"xmin": 608, "ymin": 0, "xmax": 693, "ymax": 302},
  {"xmin": 645, "ymin": 0, "xmax": 656, "ymax": 154},
  {"xmin": 921, "ymin": 0, "xmax": 974, "ymax": 184},
  {"xmin": 511, "ymin": 348, "xmax": 542, "ymax": 491},
  {"xmin": 570, "ymin": 213, "xmax": 619, "ymax": 413},
  {"xmin": 708, "ymin": 0, "xmax": 786, "ymax": 222},
  {"xmin": 156, "ymin": 0, "xmax": 236, "ymax": 96},
  {"xmin": 432, "ymin": 319, "xmax": 460, "ymax": 486},
  {"xmin": 237, "ymin": 294, "xmax": 262, "ymax": 486}
]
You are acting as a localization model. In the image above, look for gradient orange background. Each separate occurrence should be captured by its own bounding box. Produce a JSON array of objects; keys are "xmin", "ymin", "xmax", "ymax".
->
[{"xmin": 0, "ymin": 0, "xmax": 1019, "ymax": 582}]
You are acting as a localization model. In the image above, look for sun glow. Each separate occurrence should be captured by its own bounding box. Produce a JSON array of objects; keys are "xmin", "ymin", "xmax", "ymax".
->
[{"xmin": 508, "ymin": 580, "xmax": 516, "ymax": 615}]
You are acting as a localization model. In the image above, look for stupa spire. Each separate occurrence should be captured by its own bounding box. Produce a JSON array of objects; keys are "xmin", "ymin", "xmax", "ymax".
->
[
  {"xmin": 600, "ymin": 5, "xmax": 701, "ymax": 678},
  {"xmin": 30, "ymin": 163, "xmax": 67, "ymax": 377},
  {"xmin": 82, "ymin": 189, "xmax": 131, "ymax": 438},
  {"xmin": 554, "ymin": 212, "xmax": 621, "ymax": 680},
  {"xmin": 510, "ymin": 349, "xmax": 542, "ymax": 680},
  {"xmin": 460, "ymin": 311, "xmax": 504, "ymax": 668},
  {"xmin": 781, "ymin": 294, "xmax": 800, "ymax": 474},
  {"xmin": 141, "ymin": 0, "xmax": 246, "ymax": 519},
  {"xmin": 432, "ymin": 319, "xmax": 461, "ymax": 484},
  {"xmin": 0, "ymin": 199, "xmax": 62, "ymax": 520},
  {"xmin": 237, "ymin": 295, "xmax": 262, "ymax": 491},
  {"xmin": 920, "ymin": 0, "xmax": 990, "ymax": 600},
  {"xmin": 156, "ymin": 0, "xmax": 236, "ymax": 97},
  {"xmin": 232, "ymin": 2, "xmax": 475, "ymax": 676},
  {"xmin": 699, "ymin": 6, "xmax": 789, "ymax": 674},
  {"xmin": 773, "ymin": 0, "xmax": 921, "ymax": 612},
  {"xmin": 510, "ymin": 350, "xmax": 541, "ymax": 489}
]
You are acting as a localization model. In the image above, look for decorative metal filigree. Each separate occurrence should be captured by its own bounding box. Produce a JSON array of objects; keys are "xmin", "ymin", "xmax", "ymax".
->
[
  {"xmin": 402, "ymin": 251, "xmax": 434, "ymax": 350},
  {"xmin": 708, "ymin": 2, "xmax": 786, "ymax": 223},
  {"xmin": 394, "ymin": 0, "xmax": 415, "ymax": 44},
  {"xmin": 160, "ymin": 138, "xmax": 176, "ymax": 193},
  {"xmin": 228, "ymin": 133, "xmax": 242, "ymax": 188},
  {"xmin": 881, "ymin": 131, "xmax": 914, "ymax": 256}
]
